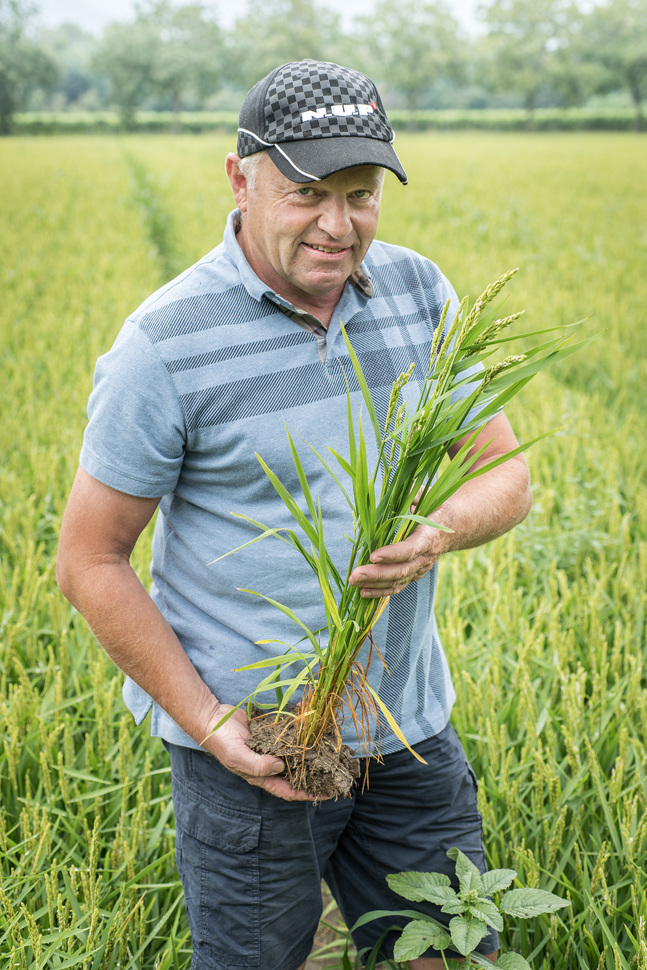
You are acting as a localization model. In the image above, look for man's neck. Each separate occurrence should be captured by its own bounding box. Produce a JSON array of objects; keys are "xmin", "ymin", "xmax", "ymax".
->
[{"xmin": 290, "ymin": 291, "xmax": 342, "ymax": 330}]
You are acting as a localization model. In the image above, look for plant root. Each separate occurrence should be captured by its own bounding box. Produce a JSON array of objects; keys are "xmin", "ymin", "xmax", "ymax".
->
[{"xmin": 246, "ymin": 711, "xmax": 360, "ymax": 800}]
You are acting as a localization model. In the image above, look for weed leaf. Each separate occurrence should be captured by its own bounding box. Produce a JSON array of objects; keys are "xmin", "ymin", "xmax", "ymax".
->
[
  {"xmin": 447, "ymin": 847, "xmax": 483, "ymax": 894},
  {"xmin": 393, "ymin": 920, "xmax": 452, "ymax": 962},
  {"xmin": 494, "ymin": 953, "xmax": 533, "ymax": 969},
  {"xmin": 499, "ymin": 888, "xmax": 571, "ymax": 918},
  {"xmin": 437, "ymin": 891, "xmax": 466, "ymax": 915},
  {"xmin": 449, "ymin": 915, "xmax": 489, "ymax": 955},
  {"xmin": 387, "ymin": 870, "xmax": 451, "ymax": 902},
  {"xmin": 467, "ymin": 899, "xmax": 504, "ymax": 931},
  {"xmin": 480, "ymin": 869, "xmax": 517, "ymax": 894}
]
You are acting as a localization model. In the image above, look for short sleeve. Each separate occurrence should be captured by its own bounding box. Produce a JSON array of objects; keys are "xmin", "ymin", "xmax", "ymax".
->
[{"xmin": 80, "ymin": 320, "xmax": 186, "ymax": 497}]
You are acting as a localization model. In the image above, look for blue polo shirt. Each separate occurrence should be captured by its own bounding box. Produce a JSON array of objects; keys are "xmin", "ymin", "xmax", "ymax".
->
[{"xmin": 80, "ymin": 210, "xmax": 483, "ymax": 754}]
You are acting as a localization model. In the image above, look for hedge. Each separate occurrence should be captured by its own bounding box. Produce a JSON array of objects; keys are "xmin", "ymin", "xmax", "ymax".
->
[{"xmin": 11, "ymin": 105, "xmax": 643, "ymax": 135}]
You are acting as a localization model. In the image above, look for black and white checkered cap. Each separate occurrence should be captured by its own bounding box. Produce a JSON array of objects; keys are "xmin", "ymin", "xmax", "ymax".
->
[{"xmin": 237, "ymin": 59, "xmax": 407, "ymax": 185}]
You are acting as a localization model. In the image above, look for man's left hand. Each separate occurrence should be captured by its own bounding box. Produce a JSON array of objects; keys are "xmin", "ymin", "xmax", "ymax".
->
[{"xmin": 348, "ymin": 523, "xmax": 445, "ymax": 598}]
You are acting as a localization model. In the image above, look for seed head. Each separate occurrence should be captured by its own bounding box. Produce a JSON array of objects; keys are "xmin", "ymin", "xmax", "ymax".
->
[
  {"xmin": 386, "ymin": 363, "xmax": 415, "ymax": 430},
  {"xmin": 465, "ymin": 310, "xmax": 525, "ymax": 356},
  {"xmin": 482, "ymin": 354, "xmax": 527, "ymax": 387},
  {"xmin": 464, "ymin": 268, "xmax": 519, "ymax": 336}
]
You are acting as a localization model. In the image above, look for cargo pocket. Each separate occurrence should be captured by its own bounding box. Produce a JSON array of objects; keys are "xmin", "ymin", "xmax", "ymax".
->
[{"xmin": 173, "ymin": 776, "xmax": 262, "ymax": 967}]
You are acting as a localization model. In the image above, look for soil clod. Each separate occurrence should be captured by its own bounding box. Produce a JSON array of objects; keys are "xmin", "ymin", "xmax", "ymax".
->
[{"xmin": 246, "ymin": 711, "xmax": 360, "ymax": 800}]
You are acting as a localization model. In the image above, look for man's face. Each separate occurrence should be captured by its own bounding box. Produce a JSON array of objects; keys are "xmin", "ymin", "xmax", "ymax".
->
[{"xmin": 229, "ymin": 153, "xmax": 384, "ymax": 311}]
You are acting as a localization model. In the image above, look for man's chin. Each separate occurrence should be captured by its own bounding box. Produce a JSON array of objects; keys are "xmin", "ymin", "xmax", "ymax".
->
[
  {"xmin": 294, "ymin": 262, "xmax": 358, "ymax": 295},
  {"xmin": 295, "ymin": 276, "xmax": 349, "ymax": 302}
]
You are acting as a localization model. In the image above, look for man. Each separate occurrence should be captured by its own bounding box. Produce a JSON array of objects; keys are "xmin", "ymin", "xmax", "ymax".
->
[{"xmin": 57, "ymin": 59, "xmax": 532, "ymax": 969}]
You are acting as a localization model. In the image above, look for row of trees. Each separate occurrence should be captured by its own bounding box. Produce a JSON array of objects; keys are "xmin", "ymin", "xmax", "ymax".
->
[{"xmin": 1, "ymin": 0, "xmax": 646, "ymax": 133}]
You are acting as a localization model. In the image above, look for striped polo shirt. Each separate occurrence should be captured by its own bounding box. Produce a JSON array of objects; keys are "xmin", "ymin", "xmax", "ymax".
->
[{"xmin": 81, "ymin": 209, "xmax": 481, "ymax": 755}]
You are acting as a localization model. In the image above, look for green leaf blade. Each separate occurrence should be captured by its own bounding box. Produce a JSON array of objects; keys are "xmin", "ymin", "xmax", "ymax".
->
[
  {"xmin": 499, "ymin": 888, "xmax": 571, "ymax": 918},
  {"xmin": 447, "ymin": 847, "xmax": 483, "ymax": 895},
  {"xmin": 480, "ymin": 869, "xmax": 517, "ymax": 895},
  {"xmin": 448, "ymin": 915, "xmax": 489, "ymax": 956},
  {"xmin": 285, "ymin": 424, "xmax": 318, "ymax": 522},
  {"xmin": 467, "ymin": 900, "xmax": 504, "ymax": 932},
  {"xmin": 237, "ymin": 588, "xmax": 323, "ymax": 656},
  {"xmin": 254, "ymin": 453, "xmax": 320, "ymax": 547},
  {"xmin": 340, "ymin": 320, "xmax": 384, "ymax": 451},
  {"xmin": 387, "ymin": 870, "xmax": 451, "ymax": 903},
  {"xmin": 495, "ymin": 952, "xmax": 533, "ymax": 970},
  {"xmin": 393, "ymin": 920, "xmax": 452, "ymax": 963}
]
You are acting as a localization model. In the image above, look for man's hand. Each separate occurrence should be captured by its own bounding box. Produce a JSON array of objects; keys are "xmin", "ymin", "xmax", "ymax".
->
[
  {"xmin": 348, "ymin": 523, "xmax": 444, "ymax": 598},
  {"xmin": 203, "ymin": 705, "xmax": 318, "ymax": 802}
]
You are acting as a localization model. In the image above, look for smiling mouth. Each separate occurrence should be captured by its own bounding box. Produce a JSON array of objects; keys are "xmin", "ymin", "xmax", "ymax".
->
[{"xmin": 303, "ymin": 243, "xmax": 348, "ymax": 254}]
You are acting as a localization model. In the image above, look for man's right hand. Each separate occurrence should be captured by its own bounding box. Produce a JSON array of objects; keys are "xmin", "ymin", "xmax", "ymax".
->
[{"xmin": 203, "ymin": 705, "xmax": 317, "ymax": 801}]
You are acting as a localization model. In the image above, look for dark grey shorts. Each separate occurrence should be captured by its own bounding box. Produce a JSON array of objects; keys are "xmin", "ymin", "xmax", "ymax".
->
[{"xmin": 165, "ymin": 721, "xmax": 499, "ymax": 970}]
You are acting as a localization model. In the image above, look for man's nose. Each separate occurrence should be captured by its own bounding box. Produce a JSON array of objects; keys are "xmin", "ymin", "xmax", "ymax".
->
[{"xmin": 317, "ymin": 198, "xmax": 352, "ymax": 239}]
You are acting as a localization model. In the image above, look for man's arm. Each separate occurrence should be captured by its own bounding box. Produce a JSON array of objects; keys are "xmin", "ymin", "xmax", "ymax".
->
[
  {"xmin": 348, "ymin": 412, "xmax": 532, "ymax": 597},
  {"xmin": 56, "ymin": 467, "xmax": 312, "ymax": 801}
]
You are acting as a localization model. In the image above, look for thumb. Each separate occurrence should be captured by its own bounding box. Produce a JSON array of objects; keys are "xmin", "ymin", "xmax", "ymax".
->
[
  {"xmin": 266, "ymin": 757, "xmax": 285, "ymax": 775},
  {"xmin": 250, "ymin": 752, "xmax": 285, "ymax": 777}
]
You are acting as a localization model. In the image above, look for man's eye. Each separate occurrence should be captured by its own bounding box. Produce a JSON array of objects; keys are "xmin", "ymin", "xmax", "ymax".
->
[
  {"xmin": 297, "ymin": 187, "xmax": 315, "ymax": 196},
  {"xmin": 353, "ymin": 190, "xmax": 371, "ymax": 200}
]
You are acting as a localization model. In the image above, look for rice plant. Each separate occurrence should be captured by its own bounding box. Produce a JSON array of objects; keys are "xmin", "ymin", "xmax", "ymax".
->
[{"xmin": 214, "ymin": 271, "xmax": 590, "ymax": 783}]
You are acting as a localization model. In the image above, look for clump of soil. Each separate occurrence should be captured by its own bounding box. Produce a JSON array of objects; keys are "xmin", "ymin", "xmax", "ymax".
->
[{"xmin": 246, "ymin": 710, "xmax": 360, "ymax": 799}]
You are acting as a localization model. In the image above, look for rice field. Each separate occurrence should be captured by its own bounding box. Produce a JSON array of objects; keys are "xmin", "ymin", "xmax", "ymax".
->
[{"xmin": 1, "ymin": 131, "xmax": 646, "ymax": 969}]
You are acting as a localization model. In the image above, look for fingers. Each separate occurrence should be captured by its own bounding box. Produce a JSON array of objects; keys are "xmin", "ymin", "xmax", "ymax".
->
[
  {"xmin": 206, "ymin": 707, "xmax": 319, "ymax": 802},
  {"xmin": 370, "ymin": 524, "xmax": 436, "ymax": 564},
  {"xmin": 352, "ymin": 571, "xmax": 415, "ymax": 598},
  {"xmin": 226, "ymin": 744, "xmax": 318, "ymax": 801},
  {"xmin": 211, "ymin": 717, "xmax": 282, "ymax": 778},
  {"xmin": 229, "ymin": 747, "xmax": 319, "ymax": 801},
  {"xmin": 246, "ymin": 773, "xmax": 319, "ymax": 801},
  {"xmin": 227, "ymin": 748, "xmax": 285, "ymax": 779},
  {"xmin": 348, "ymin": 526, "xmax": 440, "ymax": 598},
  {"xmin": 353, "ymin": 560, "xmax": 415, "ymax": 597}
]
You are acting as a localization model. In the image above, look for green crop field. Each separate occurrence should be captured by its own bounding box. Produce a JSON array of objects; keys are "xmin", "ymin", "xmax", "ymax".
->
[{"xmin": 1, "ymin": 132, "xmax": 646, "ymax": 969}]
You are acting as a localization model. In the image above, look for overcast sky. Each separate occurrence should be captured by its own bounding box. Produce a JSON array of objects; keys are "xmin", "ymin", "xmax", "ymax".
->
[{"xmin": 36, "ymin": 0, "xmax": 482, "ymax": 34}]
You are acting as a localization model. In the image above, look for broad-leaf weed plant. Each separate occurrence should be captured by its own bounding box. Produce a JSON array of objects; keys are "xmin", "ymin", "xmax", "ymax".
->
[{"xmin": 347, "ymin": 848, "xmax": 570, "ymax": 969}]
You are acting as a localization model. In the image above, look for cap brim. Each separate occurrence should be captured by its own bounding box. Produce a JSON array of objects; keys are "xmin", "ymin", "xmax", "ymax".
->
[{"xmin": 266, "ymin": 136, "xmax": 408, "ymax": 185}]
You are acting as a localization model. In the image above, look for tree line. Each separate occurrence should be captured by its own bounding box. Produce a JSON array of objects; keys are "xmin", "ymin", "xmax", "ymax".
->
[{"xmin": 1, "ymin": 0, "xmax": 646, "ymax": 134}]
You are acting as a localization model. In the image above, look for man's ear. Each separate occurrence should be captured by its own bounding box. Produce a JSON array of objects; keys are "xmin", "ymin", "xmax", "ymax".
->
[{"xmin": 225, "ymin": 154, "xmax": 249, "ymax": 212}]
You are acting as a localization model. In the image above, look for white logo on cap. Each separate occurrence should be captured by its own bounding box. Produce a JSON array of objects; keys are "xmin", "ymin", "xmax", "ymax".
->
[{"xmin": 301, "ymin": 103, "xmax": 376, "ymax": 122}]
